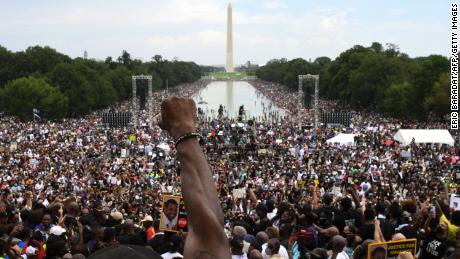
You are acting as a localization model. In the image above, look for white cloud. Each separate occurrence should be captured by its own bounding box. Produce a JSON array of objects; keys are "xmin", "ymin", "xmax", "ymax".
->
[
  {"xmin": 390, "ymin": 8, "xmax": 409, "ymax": 15},
  {"xmin": 145, "ymin": 7, "xmax": 351, "ymax": 64},
  {"xmin": 0, "ymin": 0, "xmax": 448, "ymax": 65},
  {"xmin": 149, "ymin": 30, "xmax": 226, "ymax": 47},
  {"xmin": 320, "ymin": 12, "xmax": 347, "ymax": 30},
  {"xmin": 262, "ymin": 1, "xmax": 288, "ymax": 9}
]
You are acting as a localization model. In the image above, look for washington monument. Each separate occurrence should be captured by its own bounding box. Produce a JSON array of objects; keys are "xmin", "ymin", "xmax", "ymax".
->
[{"xmin": 226, "ymin": 3, "xmax": 234, "ymax": 72}]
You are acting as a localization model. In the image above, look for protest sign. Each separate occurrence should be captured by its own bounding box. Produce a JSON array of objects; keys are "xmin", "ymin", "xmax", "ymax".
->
[
  {"xmin": 232, "ymin": 188, "xmax": 246, "ymax": 199},
  {"xmin": 450, "ymin": 194, "xmax": 460, "ymax": 211},
  {"xmin": 10, "ymin": 142, "xmax": 17, "ymax": 152},
  {"xmin": 258, "ymin": 149, "xmax": 269, "ymax": 155},
  {"xmin": 159, "ymin": 195, "xmax": 187, "ymax": 233},
  {"xmin": 400, "ymin": 150, "xmax": 411, "ymax": 159},
  {"xmin": 368, "ymin": 239, "xmax": 416, "ymax": 259}
]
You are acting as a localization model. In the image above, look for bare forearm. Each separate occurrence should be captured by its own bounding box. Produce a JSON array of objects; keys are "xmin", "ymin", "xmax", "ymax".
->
[
  {"xmin": 312, "ymin": 186, "xmax": 318, "ymax": 209},
  {"xmin": 374, "ymin": 224, "xmax": 384, "ymax": 242},
  {"xmin": 351, "ymin": 191, "xmax": 360, "ymax": 206},
  {"xmin": 248, "ymin": 188, "xmax": 258, "ymax": 204},
  {"xmin": 159, "ymin": 97, "xmax": 230, "ymax": 258},
  {"xmin": 424, "ymin": 217, "xmax": 431, "ymax": 234},
  {"xmin": 26, "ymin": 199, "xmax": 33, "ymax": 210},
  {"xmin": 178, "ymin": 139, "xmax": 224, "ymax": 231},
  {"xmin": 434, "ymin": 199, "xmax": 442, "ymax": 214}
]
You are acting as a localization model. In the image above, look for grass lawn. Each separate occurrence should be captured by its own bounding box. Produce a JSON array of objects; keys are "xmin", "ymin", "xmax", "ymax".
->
[{"xmin": 209, "ymin": 71, "xmax": 248, "ymax": 80}]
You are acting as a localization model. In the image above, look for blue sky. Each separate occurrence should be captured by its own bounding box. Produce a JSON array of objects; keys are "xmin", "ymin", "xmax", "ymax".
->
[{"xmin": 0, "ymin": 0, "xmax": 449, "ymax": 65}]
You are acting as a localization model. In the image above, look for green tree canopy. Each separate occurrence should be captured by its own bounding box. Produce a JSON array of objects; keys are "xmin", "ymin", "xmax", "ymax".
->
[
  {"xmin": 257, "ymin": 42, "xmax": 449, "ymax": 120},
  {"xmin": 0, "ymin": 77, "xmax": 68, "ymax": 120},
  {"xmin": 47, "ymin": 63, "xmax": 95, "ymax": 115},
  {"xmin": 424, "ymin": 72, "xmax": 451, "ymax": 117},
  {"xmin": 0, "ymin": 45, "xmax": 203, "ymax": 119}
]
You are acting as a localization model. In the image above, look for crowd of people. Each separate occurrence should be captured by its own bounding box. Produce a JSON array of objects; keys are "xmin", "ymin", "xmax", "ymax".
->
[{"xmin": 0, "ymin": 78, "xmax": 459, "ymax": 259}]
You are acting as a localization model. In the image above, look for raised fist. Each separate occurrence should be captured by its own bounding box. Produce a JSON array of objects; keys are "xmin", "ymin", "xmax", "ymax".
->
[{"xmin": 159, "ymin": 97, "xmax": 197, "ymax": 140}]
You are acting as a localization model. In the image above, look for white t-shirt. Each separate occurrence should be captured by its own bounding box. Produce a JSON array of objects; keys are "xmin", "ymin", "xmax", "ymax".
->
[
  {"xmin": 160, "ymin": 212, "xmax": 178, "ymax": 230},
  {"xmin": 328, "ymin": 251, "xmax": 350, "ymax": 259},
  {"xmin": 241, "ymin": 240, "xmax": 251, "ymax": 254},
  {"xmin": 161, "ymin": 252, "xmax": 183, "ymax": 259},
  {"xmin": 267, "ymin": 208, "xmax": 277, "ymax": 221},
  {"xmin": 231, "ymin": 254, "xmax": 248, "ymax": 259},
  {"xmin": 35, "ymin": 182, "xmax": 44, "ymax": 191},
  {"xmin": 262, "ymin": 243, "xmax": 289, "ymax": 259}
]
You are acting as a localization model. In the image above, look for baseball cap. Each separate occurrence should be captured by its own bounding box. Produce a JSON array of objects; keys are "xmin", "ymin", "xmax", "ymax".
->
[
  {"xmin": 111, "ymin": 211, "xmax": 123, "ymax": 221},
  {"xmin": 141, "ymin": 215, "xmax": 153, "ymax": 222}
]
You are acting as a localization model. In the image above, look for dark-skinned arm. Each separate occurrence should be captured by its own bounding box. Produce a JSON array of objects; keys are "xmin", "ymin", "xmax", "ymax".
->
[
  {"xmin": 177, "ymin": 139, "xmax": 229, "ymax": 258},
  {"xmin": 247, "ymin": 187, "xmax": 258, "ymax": 205},
  {"xmin": 312, "ymin": 185, "xmax": 319, "ymax": 209},
  {"xmin": 434, "ymin": 198, "xmax": 443, "ymax": 218},
  {"xmin": 160, "ymin": 97, "xmax": 230, "ymax": 259},
  {"xmin": 348, "ymin": 186, "xmax": 360, "ymax": 208},
  {"xmin": 424, "ymin": 214, "xmax": 433, "ymax": 234},
  {"xmin": 374, "ymin": 219, "xmax": 385, "ymax": 242}
]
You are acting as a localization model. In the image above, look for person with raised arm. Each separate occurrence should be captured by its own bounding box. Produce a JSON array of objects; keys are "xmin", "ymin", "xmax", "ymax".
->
[{"xmin": 159, "ymin": 97, "xmax": 230, "ymax": 259}]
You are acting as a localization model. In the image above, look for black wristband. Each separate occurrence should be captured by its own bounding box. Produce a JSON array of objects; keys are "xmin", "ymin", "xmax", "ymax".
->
[{"xmin": 175, "ymin": 132, "xmax": 203, "ymax": 149}]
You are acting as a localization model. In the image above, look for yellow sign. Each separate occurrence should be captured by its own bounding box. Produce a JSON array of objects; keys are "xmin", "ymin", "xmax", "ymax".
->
[
  {"xmin": 368, "ymin": 239, "xmax": 417, "ymax": 259},
  {"xmin": 159, "ymin": 195, "xmax": 188, "ymax": 233}
]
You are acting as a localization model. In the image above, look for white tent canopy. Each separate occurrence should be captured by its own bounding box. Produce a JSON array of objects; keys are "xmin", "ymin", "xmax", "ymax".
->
[
  {"xmin": 326, "ymin": 133, "xmax": 355, "ymax": 146},
  {"xmin": 393, "ymin": 129, "xmax": 455, "ymax": 146}
]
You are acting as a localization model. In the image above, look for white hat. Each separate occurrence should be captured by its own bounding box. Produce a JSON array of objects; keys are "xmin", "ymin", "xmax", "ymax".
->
[
  {"xmin": 25, "ymin": 246, "xmax": 38, "ymax": 255},
  {"xmin": 110, "ymin": 211, "xmax": 123, "ymax": 221},
  {"xmin": 50, "ymin": 225, "xmax": 66, "ymax": 236},
  {"xmin": 141, "ymin": 215, "xmax": 154, "ymax": 222}
]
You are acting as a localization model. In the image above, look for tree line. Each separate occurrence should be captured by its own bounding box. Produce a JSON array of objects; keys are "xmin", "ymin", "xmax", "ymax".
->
[
  {"xmin": 0, "ymin": 46, "xmax": 202, "ymax": 120},
  {"xmin": 256, "ymin": 42, "xmax": 450, "ymax": 120}
]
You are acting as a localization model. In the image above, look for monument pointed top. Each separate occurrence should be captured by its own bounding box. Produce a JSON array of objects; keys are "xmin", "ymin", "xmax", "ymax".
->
[{"xmin": 226, "ymin": 0, "xmax": 234, "ymax": 72}]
